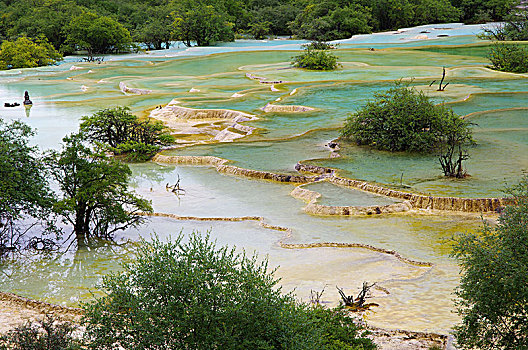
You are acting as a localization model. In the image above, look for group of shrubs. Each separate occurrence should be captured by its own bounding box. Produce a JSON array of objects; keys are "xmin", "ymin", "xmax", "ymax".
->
[{"xmin": 0, "ymin": 234, "xmax": 376, "ymax": 350}]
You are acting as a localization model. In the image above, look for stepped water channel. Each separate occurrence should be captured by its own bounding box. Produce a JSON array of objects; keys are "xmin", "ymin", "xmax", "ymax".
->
[{"xmin": 1, "ymin": 22, "xmax": 527, "ymax": 334}]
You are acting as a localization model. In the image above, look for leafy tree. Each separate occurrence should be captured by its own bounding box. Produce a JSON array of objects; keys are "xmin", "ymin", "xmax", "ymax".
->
[
  {"xmin": 0, "ymin": 36, "xmax": 62, "ymax": 70},
  {"xmin": 135, "ymin": 20, "xmax": 172, "ymax": 50},
  {"xmin": 487, "ymin": 42, "xmax": 528, "ymax": 73},
  {"xmin": 79, "ymin": 107, "xmax": 174, "ymax": 161},
  {"xmin": 0, "ymin": 119, "xmax": 54, "ymax": 255},
  {"xmin": 411, "ymin": 0, "xmax": 460, "ymax": 26},
  {"xmin": 452, "ymin": 176, "xmax": 528, "ymax": 349},
  {"xmin": 249, "ymin": 3, "xmax": 300, "ymax": 36},
  {"xmin": 64, "ymin": 11, "xmax": 132, "ymax": 57},
  {"xmin": 248, "ymin": 20, "xmax": 271, "ymax": 39},
  {"xmin": 133, "ymin": 5, "xmax": 174, "ymax": 50},
  {"xmin": 362, "ymin": 0, "xmax": 415, "ymax": 31},
  {"xmin": 291, "ymin": 41, "xmax": 339, "ymax": 70},
  {"xmin": 290, "ymin": 1, "xmax": 372, "ymax": 41},
  {"xmin": 171, "ymin": 2, "xmax": 234, "ymax": 46},
  {"xmin": 341, "ymin": 85, "xmax": 474, "ymax": 177},
  {"xmin": 44, "ymin": 133, "xmax": 152, "ymax": 246},
  {"xmin": 82, "ymin": 233, "xmax": 376, "ymax": 349}
]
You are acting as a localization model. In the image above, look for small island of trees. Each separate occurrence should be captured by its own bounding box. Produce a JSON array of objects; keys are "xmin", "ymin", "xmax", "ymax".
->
[{"xmin": 341, "ymin": 84, "xmax": 474, "ymax": 178}]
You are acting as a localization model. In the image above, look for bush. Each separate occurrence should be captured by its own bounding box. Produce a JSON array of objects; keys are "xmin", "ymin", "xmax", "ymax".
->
[
  {"xmin": 341, "ymin": 85, "xmax": 474, "ymax": 177},
  {"xmin": 452, "ymin": 176, "xmax": 528, "ymax": 349},
  {"xmin": 80, "ymin": 107, "xmax": 174, "ymax": 161},
  {"xmin": 488, "ymin": 43, "xmax": 528, "ymax": 73},
  {"xmin": 0, "ymin": 315, "xmax": 80, "ymax": 350},
  {"xmin": 291, "ymin": 42, "xmax": 339, "ymax": 70},
  {"xmin": 82, "ymin": 233, "xmax": 375, "ymax": 350}
]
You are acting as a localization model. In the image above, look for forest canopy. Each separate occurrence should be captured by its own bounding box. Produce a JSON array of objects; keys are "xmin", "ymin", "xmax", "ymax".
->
[{"xmin": 0, "ymin": 0, "xmax": 520, "ymax": 56}]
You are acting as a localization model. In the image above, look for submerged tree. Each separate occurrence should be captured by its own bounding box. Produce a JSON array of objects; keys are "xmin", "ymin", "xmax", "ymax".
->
[
  {"xmin": 0, "ymin": 119, "xmax": 54, "ymax": 255},
  {"xmin": 290, "ymin": 3, "xmax": 372, "ymax": 41},
  {"xmin": 64, "ymin": 11, "xmax": 132, "ymax": 58},
  {"xmin": 291, "ymin": 41, "xmax": 339, "ymax": 70},
  {"xmin": 452, "ymin": 176, "xmax": 528, "ymax": 349},
  {"xmin": 171, "ymin": 3, "xmax": 234, "ymax": 47},
  {"xmin": 436, "ymin": 113, "xmax": 474, "ymax": 178},
  {"xmin": 44, "ymin": 133, "xmax": 152, "ymax": 246},
  {"xmin": 341, "ymin": 85, "xmax": 474, "ymax": 177}
]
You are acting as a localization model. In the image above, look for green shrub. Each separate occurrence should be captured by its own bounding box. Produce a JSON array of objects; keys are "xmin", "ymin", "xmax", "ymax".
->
[
  {"xmin": 0, "ymin": 315, "xmax": 80, "ymax": 350},
  {"xmin": 82, "ymin": 233, "xmax": 376, "ymax": 350},
  {"xmin": 488, "ymin": 43, "xmax": 528, "ymax": 73},
  {"xmin": 291, "ymin": 42, "xmax": 339, "ymax": 70},
  {"xmin": 452, "ymin": 176, "xmax": 528, "ymax": 349},
  {"xmin": 113, "ymin": 140, "xmax": 160, "ymax": 162},
  {"xmin": 341, "ymin": 85, "xmax": 474, "ymax": 178},
  {"xmin": 308, "ymin": 305, "xmax": 376, "ymax": 350}
]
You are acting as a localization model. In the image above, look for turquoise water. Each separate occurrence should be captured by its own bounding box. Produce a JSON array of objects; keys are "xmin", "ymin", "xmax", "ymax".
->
[{"xmin": 0, "ymin": 24, "xmax": 523, "ymax": 333}]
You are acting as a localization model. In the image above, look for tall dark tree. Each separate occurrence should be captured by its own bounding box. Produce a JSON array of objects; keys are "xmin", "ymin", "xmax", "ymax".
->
[
  {"xmin": 44, "ymin": 133, "xmax": 152, "ymax": 246},
  {"xmin": 0, "ymin": 119, "xmax": 54, "ymax": 254}
]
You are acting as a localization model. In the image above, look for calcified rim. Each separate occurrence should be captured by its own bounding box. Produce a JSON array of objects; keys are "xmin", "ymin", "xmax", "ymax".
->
[
  {"xmin": 152, "ymin": 154, "xmax": 510, "ymax": 213},
  {"xmin": 291, "ymin": 181, "xmax": 413, "ymax": 216},
  {"xmin": 0, "ymin": 291, "xmax": 82, "ymax": 317},
  {"xmin": 137, "ymin": 212, "xmax": 434, "ymax": 311},
  {"xmin": 138, "ymin": 212, "xmax": 434, "ymax": 269}
]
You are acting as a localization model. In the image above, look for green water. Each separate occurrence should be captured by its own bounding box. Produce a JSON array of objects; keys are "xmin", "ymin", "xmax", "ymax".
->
[
  {"xmin": 0, "ymin": 27, "xmax": 524, "ymax": 333},
  {"xmin": 302, "ymin": 181, "xmax": 401, "ymax": 206}
]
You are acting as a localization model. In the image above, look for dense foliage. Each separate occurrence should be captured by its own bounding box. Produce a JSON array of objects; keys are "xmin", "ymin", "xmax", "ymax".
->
[
  {"xmin": 80, "ymin": 107, "xmax": 174, "ymax": 161},
  {"xmin": 0, "ymin": 316, "xmax": 80, "ymax": 350},
  {"xmin": 172, "ymin": 1, "xmax": 234, "ymax": 46},
  {"xmin": 0, "ymin": 119, "xmax": 54, "ymax": 255},
  {"xmin": 289, "ymin": 2, "xmax": 372, "ymax": 41},
  {"xmin": 82, "ymin": 234, "xmax": 376, "ymax": 350},
  {"xmin": 451, "ymin": 0, "xmax": 518, "ymax": 23},
  {"xmin": 292, "ymin": 42, "xmax": 339, "ymax": 70},
  {"xmin": 341, "ymin": 85, "xmax": 474, "ymax": 177},
  {"xmin": 0, "ymin": 0, "xmax": 520, "ymax": 59},
  {"xmin": 488, "ymin": 42, "xmax": 528, "ymax": 73},
  {"xmin": 64, "ymin": 11, "xmax": 132, "ymax": 57},
  {"xmin": 44, "ymin": 133, "xmax": 152, "ymax": 245},
  {"xmin": 452, "ymin": 176, "xmax": 528, "ymax": 349},
  {"xmin": 0, "ymin": 36, "xmax": 62, "ymax": 70}
]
